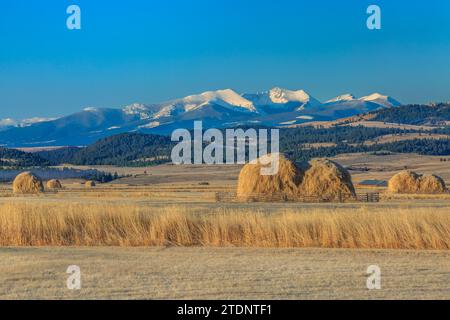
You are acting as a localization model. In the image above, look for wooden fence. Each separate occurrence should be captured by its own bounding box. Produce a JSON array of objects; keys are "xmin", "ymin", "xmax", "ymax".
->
[{"xmin": 215, "ymin": 192, "xmax": 380, "ymax": 203}]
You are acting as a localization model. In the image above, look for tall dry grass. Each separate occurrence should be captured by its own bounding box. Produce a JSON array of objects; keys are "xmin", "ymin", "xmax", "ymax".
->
[{"xmin": 0, "ymin": 202, "xmax": 448, "ymax": 249}]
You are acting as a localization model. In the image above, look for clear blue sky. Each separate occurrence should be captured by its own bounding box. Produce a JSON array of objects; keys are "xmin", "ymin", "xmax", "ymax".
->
[{"xmin": 1, "ymin": 0, "xmax": 449, "ymax": 119}]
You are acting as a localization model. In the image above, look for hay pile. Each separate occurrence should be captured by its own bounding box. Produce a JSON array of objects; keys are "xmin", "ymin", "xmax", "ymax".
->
[
  {"xmin": 236, "ymin": 155, "xmax": 356, "ymax": 202},
  {"xmin": 388, "ymin": 170, "xmax": 420, "ymax": 193},
  {"xmin": 13, "ymin": 172, "xmax": 44, "ymax": 194},
  {"xmin": 237, "ymin": 154, "xmax": 303, "ymax": 201},
  {"xmin": 388, "ymin": 170, "xmax": 447, "ymax": 194},
  {"xmin": 299, "ymin": 159, "xmax": 356, "ymax": 200},
  {"xmin": 85, "ymin": 181, "xmax": 96, "ymax": 188},
  {"xmin": 419, "ymin": 175, "xmax": 447, "ymax": 193},
  {"xmin": 47, "ymin": 179, "xmax": 62, "ymax": 189}
]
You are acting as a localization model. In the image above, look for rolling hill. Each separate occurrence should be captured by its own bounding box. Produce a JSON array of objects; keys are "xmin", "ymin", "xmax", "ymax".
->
[
  {"xmin": 0, "ymin": 147, "xmax": 49, "ymax": 167},
  {"xmin": 370, "ymin": 103, "xmax": 450, "ymax": 126},
  {"xmin": 36, "ymin": 133, "xmax": 173, "ymax": 166}
]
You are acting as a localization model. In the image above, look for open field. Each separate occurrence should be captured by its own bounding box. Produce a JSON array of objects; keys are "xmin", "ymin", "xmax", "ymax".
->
[
  {"xmin": 0, "ymin": 152, "xmax": 449, "ymax": 299},
  {"xmin": 0, "ymin": 247, "xmax": 448, "ymax": 300},
  {"xmin": 1, "ymin": 153, "xmax": 448, "ymax": 205},
  {"xmin": 0, "ymin": 153, "xmax": 449, "ymax": 249},
  {"xmin": 291, "ymin": 119, "xmax": 438, "ymax": 131},
  {"xmin": 363, "ymin": 133, "xmax": 450, "ymax": 145},
  {"xmin": 333, "ymin": 153, "xmax": 450, "ymax": 186}
]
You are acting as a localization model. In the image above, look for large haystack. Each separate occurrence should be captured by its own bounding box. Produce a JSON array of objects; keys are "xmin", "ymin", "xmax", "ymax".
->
[
  {"xmin": 237, "ymin": 154, "xmax": 303, "ymax": 201},
  {"xmin": 85, "ymin": 181, "xmax": 96, "ymax": 188},
  {"xmin": 388, "ymin": 170, "xmax": 421, "ymax": 194},
  {"xmin": 47, "ymin": 179, "xmax": 62, "ymax": 189},
  {"xmin": 388, "ymin": 170, "xmax": 447, "ymax": 194},
  {"xmin": 299, "ymin": 159, "xmax": 356, "ymax": 200},
  {"xmin": 13, "ymin": 172, "xmax": 44, "ymax": 194}
]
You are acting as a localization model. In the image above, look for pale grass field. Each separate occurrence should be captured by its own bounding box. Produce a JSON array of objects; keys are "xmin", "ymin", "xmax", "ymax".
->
[{"xmin": 0, "ymin": 247, "xmax": 448, "ymax": 300}]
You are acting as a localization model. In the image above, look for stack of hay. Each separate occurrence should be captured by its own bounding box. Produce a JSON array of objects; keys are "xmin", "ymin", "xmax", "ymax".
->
[
  {"xmin": 85, "ymin": 181, "xmax": 96, "ymax": 188},
  {"xmin": 47, "ymin": 179, "xmax": 62, "ymax": 190},
  {"xmin": 13, "ymin": 172, "xmax": 44, "ymax": 194},
  {"xmin": 299, "ymin": 159, "xmax": 356, "ymax": 201},
  {"xmin": 237, "ymin": 154, "xmax": 303, "ymax": 201},
  {"xmin": 236, "ymin": 154, "xmax": 356, "ymax": 202},
  {"xmin": 388, "ymin": 170, "xmax": 447, "ymax": 194}
]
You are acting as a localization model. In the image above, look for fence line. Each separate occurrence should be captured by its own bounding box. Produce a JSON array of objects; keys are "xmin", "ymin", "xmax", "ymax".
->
[{"xmin": 215, "ymin": 192, "xmax": 380, "ymax": 203}]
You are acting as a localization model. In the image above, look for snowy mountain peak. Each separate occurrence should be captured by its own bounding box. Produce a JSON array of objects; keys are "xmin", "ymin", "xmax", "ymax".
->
[
  {"xmin": 243, "ymin": 87, "xmax": 321, "ymax": 111},
  {"xmin": 19, "ymin": 117, "xmax": 56, "ymax": 127},
  {"xmin": 123, "ymin": 103, "xmax": 153, "ymax": 120},
  {"xmin": 183, "ymin": 89, "xmax": 255, "ymax": 111},
  {"xmin": 268, "ymin": 87, "xmax": 313, "ymax": 104},
  {"xmin": 123, "ymin": 103, "xmax": 148, "ymax": 113},
  {"xmin": 83, "ymin": 107, "xmax": 99, "ymax": 112},
  {"xmin": 326, "ymin": 94, "xmax": 356, "ymax": 103},
  {"xmin": 0, "ymin": 118, "xmax": 17, "ymax": 127},
  {"xmin": 0, "ymin": 117, "xmax": 57, "ymax": 132},
  {"xmin": 360, "ymin": 93, "xmax": 401, "ymax": 107},
  {"xmin": 153, "ymin": 89, "xmax": 257, "ymax": 119},
  {"xmin": 361, "ymin": 93, "xmax": 388, "ymax": 101}
]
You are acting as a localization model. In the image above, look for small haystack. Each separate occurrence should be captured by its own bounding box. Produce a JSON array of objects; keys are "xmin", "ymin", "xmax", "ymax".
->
[
  {"xmin": 299, "ymin": 159, "xmax": 356, "ymax": 200},
  {"xmin": 236, "ymin": 154, "xmax": 303, "ymax": 201},
  {"xmin": 47, "ymin": 179, "xmax": 62, "ymax": 189},
  {"xmin": 85, "ymin": 181, "xmax": 96, "ymax": 188},
  {"xmin": 13, "ymin": 172, "xmax": 44, "ymax": 194},
  {"xmin": 387, "ymin": 170, "xmax": 421, "ymax": 194},
  {"xmin": 388, "ymin": 170, "xmax": 447, "ymax": 194}
]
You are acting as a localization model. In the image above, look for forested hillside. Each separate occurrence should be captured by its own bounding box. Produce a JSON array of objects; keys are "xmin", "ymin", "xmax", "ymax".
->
[
  {"xmin": 371, "ymin": 103, "xmax": 450, "ymax": 125},
  {"xmin": 0, "ymin": 147, "xmax": 49, "ymax": 167},
  {"xmin": 35, "ymin": 147, "xmax": 81, "ymax": 165},
  {"xmin": 68, "ymin": 133, "xmax": 173, "ymax": 166}
]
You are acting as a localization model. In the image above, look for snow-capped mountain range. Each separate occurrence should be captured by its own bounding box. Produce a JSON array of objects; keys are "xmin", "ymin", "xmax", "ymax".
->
[
  {"xmin": 0, "ymin": 117, "xmax": 57, "ymax": 131},
  {"xmin": 0, "ymin": 88, "xmax": 401, "ymax": 147}
]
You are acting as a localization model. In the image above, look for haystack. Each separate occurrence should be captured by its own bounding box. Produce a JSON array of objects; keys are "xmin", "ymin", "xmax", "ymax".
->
[
  {"xmin": 387, "ymin": 170, "xmax": 421, "ymax": 194},
  {"xmin": 299, "ymin": 159, "xmax": 356, "ymax": 200},
  {"xmin": 419, "ymin": 175, "xmax": 447, "ymax": 193},
  {"xmin": 13, "ymin": 172, "xmax": 44, "ymax": 194},
  {"xmin": 388, "ymin": 170, "xmax": 447, "ymax": 194},
  {"xmin": 85, "ymin": 181, "xmax": 96, "ymax": 188},
  {"xmin": 236, "ymin": 154, "xmax": 303, "ymax": 201},
  {"xmin": 47, "ymin": 179, "xmax": 62, "ymax": 189}
]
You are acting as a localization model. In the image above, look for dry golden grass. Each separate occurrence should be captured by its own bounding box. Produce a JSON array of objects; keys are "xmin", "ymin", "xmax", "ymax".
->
[{"xmin": 0, "ymin": 202, "xmax": 448, "ymax": 249}]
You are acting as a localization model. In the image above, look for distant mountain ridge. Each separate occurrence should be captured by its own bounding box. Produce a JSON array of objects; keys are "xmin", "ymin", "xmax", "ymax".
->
[
  {"xmin": 4, "ymin": 103, "xmax": 449, "ymax": 168},
  {"xmin": 0, "ymin": 87, "xmax": 402, "ymax": 147}
]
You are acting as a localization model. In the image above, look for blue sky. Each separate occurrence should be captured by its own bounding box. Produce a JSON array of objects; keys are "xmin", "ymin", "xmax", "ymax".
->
[{"xmin": 1, "ymin": 0, "xmax": 449, "ymax": 119}]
